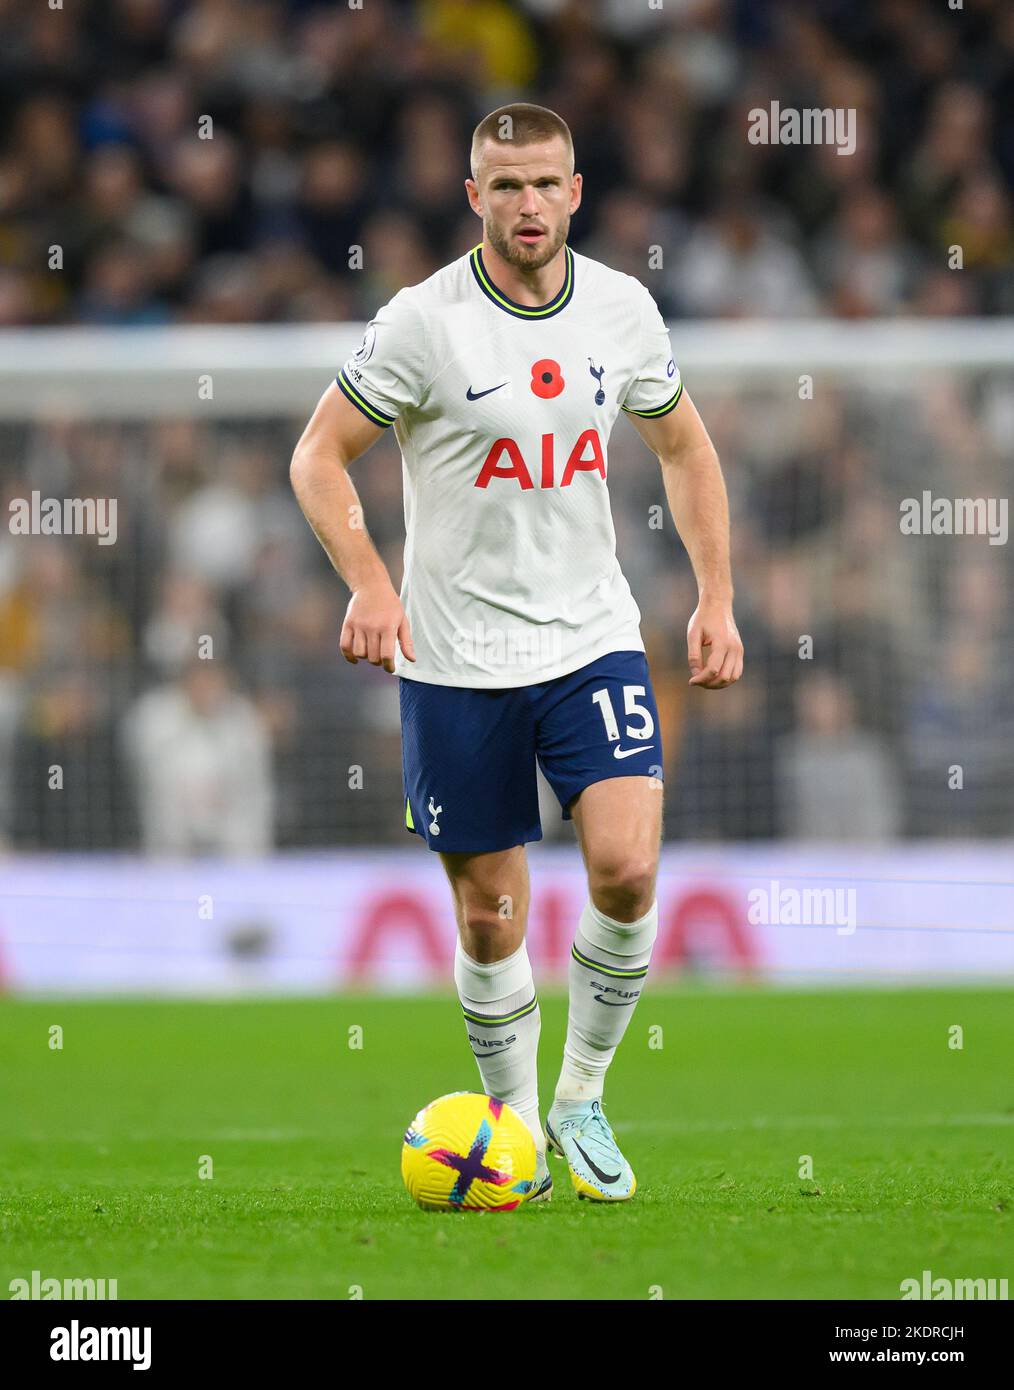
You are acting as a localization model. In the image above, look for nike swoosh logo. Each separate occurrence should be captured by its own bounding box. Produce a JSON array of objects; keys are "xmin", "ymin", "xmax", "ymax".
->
[
  {"xmin": 466, "ymin": 382, "xmax": 508, "ymax": 400},
  {"xmin": 573, "ymin": 1139, "xmax": 621, "ymax": 1185},
  {"xmin": 613, "ymin": 744, "xmax": 655, "ymax": 760}
]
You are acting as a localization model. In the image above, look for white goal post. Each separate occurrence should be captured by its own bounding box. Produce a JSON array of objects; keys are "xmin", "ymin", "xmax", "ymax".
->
[{"xmin": 1, "ymin": 318, "xmax": 1011, "ymax": 419}]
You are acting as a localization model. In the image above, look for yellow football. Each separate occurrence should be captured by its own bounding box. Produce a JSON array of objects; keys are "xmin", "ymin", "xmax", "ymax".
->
[{"xmin": 401, "ymin": 1092, "xmax": 536, "ymax": 1211}]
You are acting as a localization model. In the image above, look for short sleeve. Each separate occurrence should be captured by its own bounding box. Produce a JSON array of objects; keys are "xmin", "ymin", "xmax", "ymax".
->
[
  {"xmin": 621, "ymin": 288, "xmax": 684, "ymax": 420},
  {"xmin": 336, "ymin": 290, "xmax": 428, "ymax": 428}
]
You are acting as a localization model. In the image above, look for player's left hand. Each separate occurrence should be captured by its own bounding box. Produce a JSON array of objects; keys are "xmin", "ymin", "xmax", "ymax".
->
[{"xmin": 687, "ymin": 599, "xmax": 744, "ymax": 689}]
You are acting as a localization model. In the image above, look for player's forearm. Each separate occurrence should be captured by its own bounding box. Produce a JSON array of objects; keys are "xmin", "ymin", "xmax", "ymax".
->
[
  {"xmin": 659, "ymin": 442, "xmax": 734, "ymax": 600},
  {"xmin": 289, "ymin": 447, "xmax": 393, "ymax": 595}
]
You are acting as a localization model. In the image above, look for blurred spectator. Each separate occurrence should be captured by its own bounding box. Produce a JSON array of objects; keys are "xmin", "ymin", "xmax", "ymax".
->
[
  {"xmin": 777, "ymin": 672, "xmax": 902, "ymax": 840},
  {"xmin": 814, "ymin": 184, "xmax": 924, "ymax": 317},
  {"xmin": 121, "ymin": 660, "xmax": 273, "ymax": 855},
  {"xmin": 166, "ymin": 448, "xmax": 266, "ymax": 593},
  {"xmin": 143, "ymin": 572, "xmax": 229, "ymax": 678},
  {"xmin": 676, "ymin": 199, "xmax": 821, "ymax": 318},
  {"xmin": 78, "ymin": 238, "xmax": 170, "ymax": 325},
  {"xmin": 671, "ymin": 682, "xmax": 778, "ymax": 841},
  {"xmin": 904, "ymin": 630, "xmax": 1014, "ymax": 837},
  {"xmin": 11, "ymin": 668, "xmax": 133, "ymax": 849}
]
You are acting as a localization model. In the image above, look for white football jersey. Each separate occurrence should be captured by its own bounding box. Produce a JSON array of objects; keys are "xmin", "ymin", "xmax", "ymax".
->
[{"xmin": 338, "ymin": 244, "xmax": 683, "ymax": 688}]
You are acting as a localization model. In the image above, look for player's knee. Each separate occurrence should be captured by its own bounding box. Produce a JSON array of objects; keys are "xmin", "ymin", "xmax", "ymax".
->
[
  {"xmin": 589, "ymin": 855, "xmax": 656, "ymax": 922},
  {"xmin": 458, "ymin": 905, "xmax": 525, "ymax": 963}
]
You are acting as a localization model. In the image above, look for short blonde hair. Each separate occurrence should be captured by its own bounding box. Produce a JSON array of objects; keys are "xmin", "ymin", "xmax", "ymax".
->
[{"xmin": 470, "ymin": 103, "xmax": 575, "ymax": 179}]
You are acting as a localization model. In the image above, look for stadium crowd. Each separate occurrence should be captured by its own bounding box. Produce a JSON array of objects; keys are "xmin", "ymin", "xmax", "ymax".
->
[
  {"xmin": 1, "ymin": 0, "xmax": 1013, "ymax": 853},
  {"xmin": 1, "ymin": 0, "xmax": 1013, "ymax": 325}
]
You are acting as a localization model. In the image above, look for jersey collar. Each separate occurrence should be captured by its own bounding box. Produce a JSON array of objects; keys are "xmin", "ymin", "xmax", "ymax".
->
[{"xmin": 469, "ymin": 244, "xmax": 575, "ymax": 319}]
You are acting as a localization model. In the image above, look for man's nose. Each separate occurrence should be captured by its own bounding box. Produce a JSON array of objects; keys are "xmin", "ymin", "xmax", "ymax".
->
[{"xmin": 519, "ymin": 185, "xmax": 541, "ymax": 216}]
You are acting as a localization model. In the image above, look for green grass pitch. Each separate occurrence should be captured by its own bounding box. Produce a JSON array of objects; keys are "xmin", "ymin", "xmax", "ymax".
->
[{"xmin": 1, "ymin": 988, "xmax": 1011, "ymax": 1300}]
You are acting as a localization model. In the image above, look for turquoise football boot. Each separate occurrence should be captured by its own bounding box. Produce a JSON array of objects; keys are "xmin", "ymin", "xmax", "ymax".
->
[{"xmin": 545, "ymin": 1098, "xmax": 636, "ymax": 1201}]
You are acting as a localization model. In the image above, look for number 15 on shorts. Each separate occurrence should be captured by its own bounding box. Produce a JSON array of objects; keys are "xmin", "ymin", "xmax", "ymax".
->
[{"xmin": 592, "ymin": 684, "xmax": 655, "ymax": 759}]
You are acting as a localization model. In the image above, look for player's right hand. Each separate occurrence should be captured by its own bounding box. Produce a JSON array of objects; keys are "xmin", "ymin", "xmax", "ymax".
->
[{"xmin": 340, "ymin": 582, "xmax": 416, "ymax": 673}]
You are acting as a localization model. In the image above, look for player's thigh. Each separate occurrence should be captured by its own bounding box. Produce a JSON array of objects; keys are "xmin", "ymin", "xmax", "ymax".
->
[
  {"xmin": 439, "ymin": 845, "xmax": 530, "ymax": 962},
  {"xmin": 570, "ymin": 775, "xmax": 663, "ymax": 888},
  {"xmin": 572, "ymin": 772, "xmax": 662, "ymax": 921},
  {"xmin": 535, "ymin": 649, "xmax": 663, "ymax": 837}
]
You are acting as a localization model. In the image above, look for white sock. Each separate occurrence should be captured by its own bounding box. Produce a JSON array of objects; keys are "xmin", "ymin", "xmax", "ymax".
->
[
  {"xmin": 555, "ymin": 899, "xmax": 657, "ymax": 1104},
  {"xmin": 454, "ymin": 939, "xmax": 543, "ymax": 1158}
]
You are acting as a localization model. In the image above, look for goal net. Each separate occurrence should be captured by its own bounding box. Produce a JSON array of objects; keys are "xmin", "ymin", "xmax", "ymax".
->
[{"xmin": 1, "ymin": 319, "xmax": 1012, "ymax": 854}]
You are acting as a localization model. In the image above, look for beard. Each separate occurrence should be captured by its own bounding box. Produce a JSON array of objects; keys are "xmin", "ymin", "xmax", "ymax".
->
[{"xmin": 485, "ymin": 213, "xmax": 570, "ymax": 271}]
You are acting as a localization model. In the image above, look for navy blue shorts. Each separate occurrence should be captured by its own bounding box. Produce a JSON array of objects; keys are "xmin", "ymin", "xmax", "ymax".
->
[{"xmin": 400, "ymin": 650, "xmax": 663, "ymax": 853}]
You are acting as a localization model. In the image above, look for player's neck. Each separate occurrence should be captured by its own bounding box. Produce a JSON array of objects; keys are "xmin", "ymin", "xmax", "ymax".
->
[{"xmin": 479, "ymin": 240, "xmax": 568, "ymax": 307}]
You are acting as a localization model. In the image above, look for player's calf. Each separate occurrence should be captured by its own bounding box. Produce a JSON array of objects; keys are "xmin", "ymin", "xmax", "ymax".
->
[
  {"xmin": 554, "ymin": 897, "xmax": 657, "ymax": 1106},
  {"xmin": 454, "ymin": 938, "xmax": 545, "ymax": 1168}
]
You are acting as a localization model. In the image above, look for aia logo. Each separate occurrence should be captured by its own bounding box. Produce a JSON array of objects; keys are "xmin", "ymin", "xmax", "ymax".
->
[{"xmin": 475, "ymin": 430, "xmax": 606, "ymax": 490}]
